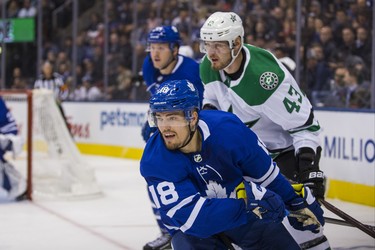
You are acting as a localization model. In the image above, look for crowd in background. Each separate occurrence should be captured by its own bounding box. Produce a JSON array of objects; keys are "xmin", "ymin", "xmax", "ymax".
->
[{"xmin": 3, "ymin": 0, "xmax": 373, "ymax": 109}]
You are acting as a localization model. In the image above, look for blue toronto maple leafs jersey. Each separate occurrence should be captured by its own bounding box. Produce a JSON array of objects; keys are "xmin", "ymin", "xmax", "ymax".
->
[
  {"xmin": 140, "ymin": 110, "xmax": 297, "ymax": 238},
  {"xmin": 142, "ymin": 54, "xmax": 204, "ymax": 102}
]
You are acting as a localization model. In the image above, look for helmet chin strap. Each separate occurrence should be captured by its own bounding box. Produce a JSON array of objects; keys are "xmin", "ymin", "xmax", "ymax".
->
[
  {"xmin": 223, "ymin": 43, "xmax": 243, "ymax": 71},
  {"xmin": 176, "ymin": 122, "xmax": 197, "ymax": 151}
]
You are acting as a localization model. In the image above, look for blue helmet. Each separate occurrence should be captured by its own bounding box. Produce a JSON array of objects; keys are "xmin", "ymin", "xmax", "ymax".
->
[
  {"xmin": 147, "ymin": 26, "xmax": 181, "ymax": 45},
  {"xmin": 149, "ymin": 79, "xmax": 200, "ymax": 124}
]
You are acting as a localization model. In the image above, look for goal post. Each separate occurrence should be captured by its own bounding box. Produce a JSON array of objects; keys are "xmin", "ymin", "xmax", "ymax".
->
[{"xmin": 0, "ymin": 89, "xmax": 101, "ymax": 200}]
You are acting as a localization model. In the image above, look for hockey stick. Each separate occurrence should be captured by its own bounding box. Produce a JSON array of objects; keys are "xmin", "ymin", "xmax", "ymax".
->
[
  {"xmin": 289, "ymin": 211, "xmax": 375, "ymax": 228},
  {"xmin": 319, "ymin": 199, "xmax": 375, "ymax": 238},
  {"xmin": 217, "ymin": 233, "xmax": 235, "ymax": 250}
]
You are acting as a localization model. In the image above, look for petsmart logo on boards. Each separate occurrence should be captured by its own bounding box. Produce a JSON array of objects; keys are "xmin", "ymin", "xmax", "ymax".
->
[
  {"xmin": 324, "ymin": 135, "xmax": 375, "ymax": 163},
  {"xmin": 100, "ymin": 108, "xmax": 146, "ymax": 130}
]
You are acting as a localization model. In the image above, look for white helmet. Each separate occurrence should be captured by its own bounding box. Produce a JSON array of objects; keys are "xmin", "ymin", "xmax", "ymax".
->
[
  {"xmin": 200, "ymin": 12, "xmax": 244, "ymax": 69},
  {"xmin": 200, "ymin": 12, "xmax": 244, "ymax": 48}
]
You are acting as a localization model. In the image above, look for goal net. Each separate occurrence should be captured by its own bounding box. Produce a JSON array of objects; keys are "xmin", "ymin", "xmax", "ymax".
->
[{"xmin": 1, "ymin": 89, "xmax": 101, "ymax": 200}]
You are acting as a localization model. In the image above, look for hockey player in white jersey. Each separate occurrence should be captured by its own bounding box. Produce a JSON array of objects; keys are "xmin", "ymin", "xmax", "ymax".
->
[
  {"xmin": 0, "ymin": 97, "xmax": 26, "ymax": 202},
  {"xmin": 140, "ymin": 79, "xmax": 326, "ymax": 249},
  {"xmin": 199, "ymin": 11, "xmax": 330, "ymax": 249}
]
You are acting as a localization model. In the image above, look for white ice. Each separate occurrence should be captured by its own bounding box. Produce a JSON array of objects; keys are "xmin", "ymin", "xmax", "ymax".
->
[{"xmin": 0, "ymin": 155, "xmax": 374, "ymax": 250}]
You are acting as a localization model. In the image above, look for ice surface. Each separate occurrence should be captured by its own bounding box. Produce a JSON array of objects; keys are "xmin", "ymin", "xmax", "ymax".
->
[{"xmin": 0, "ymin": 155, "xmax": 374, "ymax": 250}]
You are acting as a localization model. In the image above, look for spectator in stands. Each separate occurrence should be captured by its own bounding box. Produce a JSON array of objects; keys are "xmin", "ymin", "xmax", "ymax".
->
[
  {"xmin": 282, "ymin": 7, "xmax": 297, "ymax": 39},
  {"xmin": 354, "ymin": 26, "xmax": 372, "ymax": 65},
  {"xmin": 106, "ymin": 63, "xmax": 133, "ymax": 101},
  {"xmin": 116, "ymin": 1, "xmax": 133, "ymax": 31},
  {"xmin": 331, "ymin": 9, "xmax": 350, "ymax": 44},
  {"xmin": 57, "ymin": 63, "xmax": 71, "ymax": 84},
  {"xmin": 322, "ymin": 66, "xmax": 348, "ymax": 108},
  {"xmin": 309, "ymin": 43, "xmax": 333, "ymax": 91},
  {"xmin": 54, "ymin": 51, "xmax": 72, "ymax": 78},
  {"xmin": 17, "ymin": 0, "xmax": 36, "ymax": 18},
  {"xmin": 82, "ymin": 58, "xmax": 101, "ymax": 86},
  {"xmin": 86, "ymin": 12, "xmax": 102, "ymax": 38},
  {"xmin": 345, "ymin": 55, "xmax": 370, "ymax": 84},
  {"xmin": 267, "ymin": 6, "xmax": 285, "ymax": 42},
  {"xmin": 73, "ymin": 76, "xmax": 103, "ymax": 101},
  {"xmin": 171, "ymin": 6, "xmax": 190, "ymax": 36},
  {"xmin": 118, "ymin": 34, "xmax": 133, "ymax": 69},
  {"xmin": 345, "ymin": 67, "xmax": 371, "ymax": 108},
  {"xmin": 317, "ymin": 26, "xmax": 337, "ymax": 66},
  {"xmin": 61, "ymin": 37, "xmax": 73, "ymax": 60},
  {"xmin": 349, "ymin": 85, "xmax": 371, "ymax": 109},
  {"xmin": 6, "ymin": 0, "xmax": 19, "ymax": 18}
]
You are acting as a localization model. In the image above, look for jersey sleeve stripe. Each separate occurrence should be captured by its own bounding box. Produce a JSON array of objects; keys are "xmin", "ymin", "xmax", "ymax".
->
[
  {"xmin": 180, "ymin": 197, "xmax": 206, "ymax": 233},
  {"xmin": 243, "ymin": 163, "xmax": 279, "ymax": 188},
  {"xmin": 166, "ymin": 193, "xmax": 199, "ymax": 218}
]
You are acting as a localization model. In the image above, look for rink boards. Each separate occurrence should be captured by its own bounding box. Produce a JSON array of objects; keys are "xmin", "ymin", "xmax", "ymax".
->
[{"xmin": 7, "ymin": 100, "xmax": 375, "ymax": 206}]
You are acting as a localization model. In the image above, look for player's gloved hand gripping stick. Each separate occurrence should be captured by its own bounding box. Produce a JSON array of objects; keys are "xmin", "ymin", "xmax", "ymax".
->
[
  {"xmin": 235, "ymin": 181, "xmax": 287, "ymax": 223},
  {"xmin": 286, "ymin": 184, "xmax": 325, "ymax": 233},
  {"xmin": 297, "ymin": 147, "xmax": 325, "ymax": 199}
]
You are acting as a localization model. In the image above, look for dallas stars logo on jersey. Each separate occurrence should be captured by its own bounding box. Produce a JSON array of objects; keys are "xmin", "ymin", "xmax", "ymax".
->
[{"xmin": 259, "ymin": 72, "xmax": 279, "ymax": 90}]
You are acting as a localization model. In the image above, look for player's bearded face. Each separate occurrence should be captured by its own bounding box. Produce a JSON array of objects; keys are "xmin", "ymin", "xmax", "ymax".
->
[
  {"xmin": 155, "ymin": 111, "xmax": 191, "ymax": 150},
  {"xmin": 205, "ymin": 41, "xmax": 232, "ymax": 70},
  {"xmin": 149, "ymin": 43, "xmax": 174, "ymax": 70}
]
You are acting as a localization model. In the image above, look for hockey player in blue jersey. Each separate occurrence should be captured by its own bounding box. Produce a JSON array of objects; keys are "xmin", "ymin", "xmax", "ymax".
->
[
  {"xmin": 140, "ymin": 79, "xmax": 325, "ymax": 249},
  {"xmin": 0, "ymin": 97, "xmax": 26, "ymax": 202},
  {"xmin": 141, "ymin": 25, "xmax": 204, "ymax": 249},
  {"xmin": 141, "ymin": 25, "xmax": 204, "ymax": 143}
]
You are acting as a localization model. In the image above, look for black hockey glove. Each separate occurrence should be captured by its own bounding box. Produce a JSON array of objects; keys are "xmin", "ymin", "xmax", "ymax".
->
[{"xmin": 297, "ymin": 147, "xmax": 325, "ymax": 199}]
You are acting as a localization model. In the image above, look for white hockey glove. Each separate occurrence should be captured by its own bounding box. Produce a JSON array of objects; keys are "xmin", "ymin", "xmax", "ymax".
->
[{"xmin": 0, "ymin": 134, "xmax": 24, "ymax": 158}]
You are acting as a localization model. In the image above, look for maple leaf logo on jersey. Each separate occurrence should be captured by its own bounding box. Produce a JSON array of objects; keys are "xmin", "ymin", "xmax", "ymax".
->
[
  {"xmin": 259, "ymin": 72, "xmax": 278, "ymax": 90},
  {"xmin": 205, "ymin": 181, "xmax": 228, "ymax": 198}
]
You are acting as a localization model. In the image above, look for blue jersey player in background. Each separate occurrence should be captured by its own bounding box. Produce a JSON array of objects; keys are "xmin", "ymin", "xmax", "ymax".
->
[
  {"xmin": 140, "ymin": 79, "xmax": 325, "ymax": 249},
  {"xmin": 141, "ymin": 26, "xmax": 204, "ymax": 249},
  {"xmin": 141, "ymin": 25, "xmax": 203, "ymax": 143},
  {"xmin": 0, "ymin": 97, "xmax": 26, "ymax": 202}
]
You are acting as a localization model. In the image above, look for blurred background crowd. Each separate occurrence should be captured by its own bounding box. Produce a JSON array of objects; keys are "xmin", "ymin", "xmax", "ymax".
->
[{"xmin": 1, "ymin": 0, "xmax": 373, "ymax": 109}]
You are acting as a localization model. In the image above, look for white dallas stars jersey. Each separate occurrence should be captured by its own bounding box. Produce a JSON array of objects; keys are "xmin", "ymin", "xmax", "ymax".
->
[{"xmin": 200, "ymin": 44, "xmax": 321, "ymax": 155}]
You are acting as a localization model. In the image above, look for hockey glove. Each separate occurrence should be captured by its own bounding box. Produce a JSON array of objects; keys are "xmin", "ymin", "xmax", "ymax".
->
[
  {"xmin": 141, "ymin": 121, "xmax": 157, "ymax": 143},
  {"xmin": 297, "ymin": 147, "xmax": 325, "ymax": 199},
  {"xmin": 236, "ymin": 181, "xmax": 286, "ymax": 223},
  {"xmin": 286, "ymin": 184, "xmax": 325, "ymax": 233}
]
